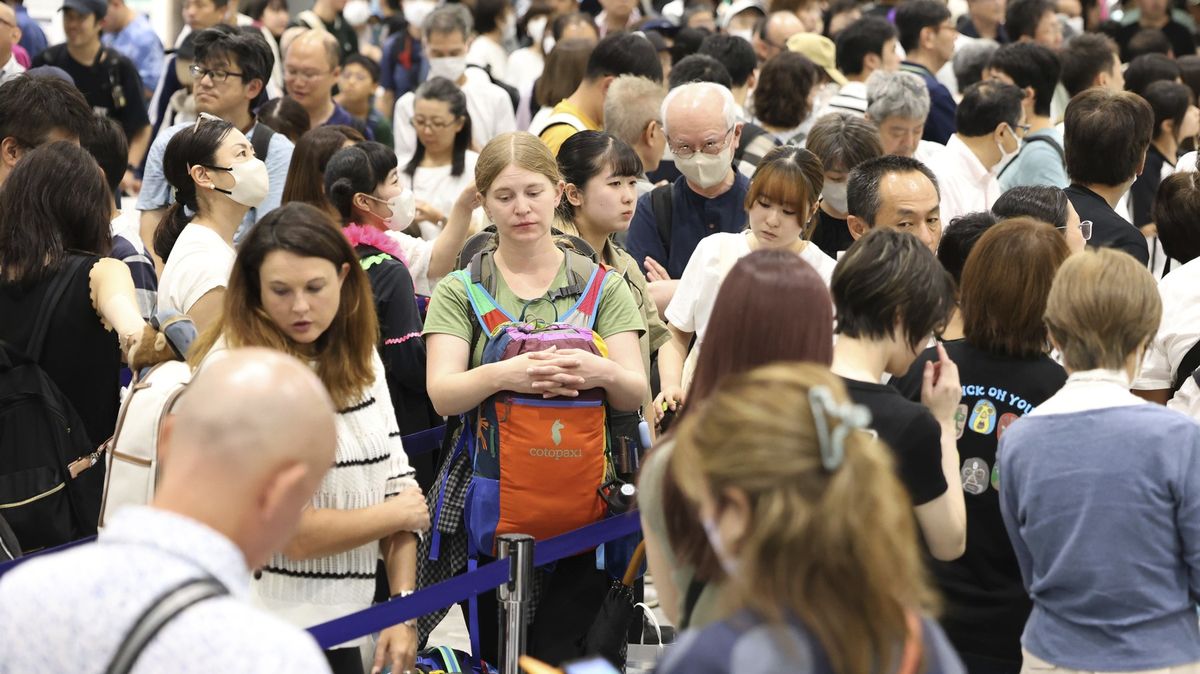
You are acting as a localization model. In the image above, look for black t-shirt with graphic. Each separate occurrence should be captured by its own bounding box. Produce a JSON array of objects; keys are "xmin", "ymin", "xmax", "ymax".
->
[
  {"xmin": 841, "ymin": 377, "xmax": 947, "ymax": 506},
  {"xmin": 892, "ymin": 339, "xmax": 1066, "ymax": 665}
]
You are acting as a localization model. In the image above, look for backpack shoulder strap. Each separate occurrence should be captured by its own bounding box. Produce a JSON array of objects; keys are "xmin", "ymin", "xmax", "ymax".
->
[
  {"xmin": 454, "ymin": 256, "xmax": 512, "ymax": 336},
  {"xmin": 250, "ymin": 122, "xmax": 277, "ymax": 162},
  {"xmin": 104, "ymin": 576, "xmax": 228, "ymax": 674},
  {"xmin": 998, "ymin": 134, "xmax": 1065, "ymax": 178},
  {"xmin": 559, "ymin": 251, "xmax": 608, "ymax": 330},
  {"xmin": 1174, "ymin": 339, "xmax": 1200, "ymax": 394},
  {"xmin": 650, "ymin": 184, "xmax": 673, "ymax": 261},
  {"xmin": 27, "ymin": 256, "xmax": 88, "ymax": 363},
  {"xmin": 732, "ymin": 123, "xmax": 768, "ymax": 165}
]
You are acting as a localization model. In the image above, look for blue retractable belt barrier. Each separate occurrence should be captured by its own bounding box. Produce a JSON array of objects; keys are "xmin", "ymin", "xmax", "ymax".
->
[
  {"xmin": 402, "ymin": 424, "xmax": 446, "ymax": 457},
  {"xmin": 308, "ymin": 510, "xmax": 642, "ymax": 649},
  {"xmin": 0, "ymin": 426, "xmax": 447, "ymax": 580}
]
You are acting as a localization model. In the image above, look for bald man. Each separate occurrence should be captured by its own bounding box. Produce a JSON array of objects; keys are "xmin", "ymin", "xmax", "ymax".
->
[
  {"xmin": 284, "ymin": 29, "xmax": 371, "ymax": 137},
  {"xmin": 0, "ymin": 3, "xmax": 23, "ymax": 81},
  {"xmin": 0, "ymin": 348, "xmax": 337, "ymax": 674},
  {"xmin": 754, "ymin": 11, "xmax": 805, "ymax": 63}
]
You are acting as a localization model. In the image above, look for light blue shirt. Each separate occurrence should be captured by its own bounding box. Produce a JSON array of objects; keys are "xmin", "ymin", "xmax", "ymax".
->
[
  {"xmin": 0, "ymin": 507, "xmax": 331, "ymax": 674},
  {"xmin": 998, "ymin": 126, "xmax": 1068, "ymax": 192},
  {"xmin": 138, "ymin": 120, "xmax": 294, "ymax": 243},
  {"xmin": 102, "ymin": 13, "xmax": 164, "ymax": 95},
  {"xmin": 999, "ymin": 376, "xmax": 1200, "ymax": 670}
]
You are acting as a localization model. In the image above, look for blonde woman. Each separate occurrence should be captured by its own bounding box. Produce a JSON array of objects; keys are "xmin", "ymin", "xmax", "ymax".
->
[{"xmin": 661, "ymin": 364, "xmax": 965, "ymax": 674}]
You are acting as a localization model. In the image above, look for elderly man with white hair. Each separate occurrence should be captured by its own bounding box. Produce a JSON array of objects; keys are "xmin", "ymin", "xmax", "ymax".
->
[
  {"xmin": 865, "ymin": 69, "xmax": 946, "ymax": 166},
  {"xmin": 625, "ymin": 81, "xmax": 750, "ymax": 281}
]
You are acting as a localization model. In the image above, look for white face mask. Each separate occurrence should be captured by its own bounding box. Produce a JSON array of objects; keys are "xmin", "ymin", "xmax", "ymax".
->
[
  {"xmin": 700, "ymin": 513, "xmax": 739, "ymax": 577},
  {"xmin": 729, "ymin": 28, "xmax": 753, "ymax": 43},
  {"xmin": 208, "ymin": 157, "xmax": 270, "ymax": 208},
  {"xmin": 994, "ymin": 125, "xmax": 1021, "ymax": 175},
  {"xmin": 343, "ymin": 0, "xmax": 372, "ymax": 27},
  {"xmin": 428, "ymin": 55, "xmax": 467, "ymax": 82},
  {"xmin": 376, "ymin": 188, "xmax": 416, "ymax": 231},
  {"xmin": 675, "ymin": 144, "xmax": 734, "ymax": 189},
  {"xmin": 822, "ymin": 180, "xmax": 848, "ymax": 214}
]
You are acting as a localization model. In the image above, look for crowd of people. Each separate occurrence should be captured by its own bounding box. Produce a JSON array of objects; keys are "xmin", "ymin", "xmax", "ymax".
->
[{"xmin": 3, "ymin": 0, "xmax": 1200, "ymax": 672}]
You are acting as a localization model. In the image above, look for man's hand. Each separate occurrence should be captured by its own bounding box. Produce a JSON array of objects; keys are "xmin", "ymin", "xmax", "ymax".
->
[
  {"xmin": 372, "ymin": 623, "xmax": 417, "ymax": 674},
  {"xmin": 644, "ymin": 257, "xmax": 670, "ymax": 282}
]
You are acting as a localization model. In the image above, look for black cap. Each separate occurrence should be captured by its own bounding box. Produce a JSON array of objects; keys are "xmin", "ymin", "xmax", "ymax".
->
[{"xmin": 60, "ymin": 0, "xmax": 107, "ymax": 20}]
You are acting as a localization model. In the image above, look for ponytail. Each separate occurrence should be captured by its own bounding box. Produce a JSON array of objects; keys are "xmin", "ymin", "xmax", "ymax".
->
[
  {"xmin": 153, "ymin": 200, "xmax": 196, "ymax": 261},
  {"xmin": 324, "ymin": 146, "xmax": 377, "ymax": 225},
  {"xmin": 157, "ymin": 116, "xmax": 235, "ymax": 262}
]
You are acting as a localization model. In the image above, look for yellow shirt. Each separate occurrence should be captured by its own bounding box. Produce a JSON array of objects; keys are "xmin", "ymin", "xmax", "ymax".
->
[{"xmin": 539, "ymin": 99, "xmax": 601, "ymax": 156}]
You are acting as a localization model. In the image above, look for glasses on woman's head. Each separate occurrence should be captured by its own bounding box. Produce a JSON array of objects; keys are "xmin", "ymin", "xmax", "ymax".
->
[
  {"xmin": 193, "ymin": 111, "xmax": 224, "ymax": 130},
  {"xmin": 1057, "ymin": 220, "xmax": 1093, "ymax": 241}
]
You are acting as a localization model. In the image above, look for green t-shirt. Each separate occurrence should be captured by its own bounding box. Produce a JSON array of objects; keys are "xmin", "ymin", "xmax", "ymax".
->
[
  {"xmin": 604, "ymin": 240, "xmax": 670, "ymax": 390},
  {"xmin": 423, "ymin": 252, "xmax": 645, "ymax": 368}
]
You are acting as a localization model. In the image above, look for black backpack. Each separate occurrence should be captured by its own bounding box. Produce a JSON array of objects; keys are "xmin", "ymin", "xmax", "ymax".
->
[{"xmin": 0, "ymin": 256, "xmax": 102, "ymax": 552}]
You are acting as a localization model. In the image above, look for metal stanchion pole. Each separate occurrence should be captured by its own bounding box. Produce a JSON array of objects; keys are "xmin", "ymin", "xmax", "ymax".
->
[{"xmin": 497, "ymin": 534, "xmax": 535, "ymax": 674}]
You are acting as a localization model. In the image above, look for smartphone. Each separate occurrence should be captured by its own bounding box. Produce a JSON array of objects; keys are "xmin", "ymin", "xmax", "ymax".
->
[{"xmin": 562, "ymin": 657, "xmax": 622, "ymax": 674}]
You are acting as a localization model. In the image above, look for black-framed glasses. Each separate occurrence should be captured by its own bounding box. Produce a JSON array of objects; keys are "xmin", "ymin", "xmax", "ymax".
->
[
  {"xmin": 190, "ymin": 64, "xmax": 246, "ymax": 84},
  {"xmin": 1058, "ymin": 220, "xmax": 1093, "ymax": 241}
]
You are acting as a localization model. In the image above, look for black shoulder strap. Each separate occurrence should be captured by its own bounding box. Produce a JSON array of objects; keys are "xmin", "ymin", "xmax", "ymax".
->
[
  {"xmin": 1174, "ymin": 339, "xmax": 1200, "ymax": 394},
  {"xmin": 998, "ymin": 135, "xmax": 1065, "ymax": 178},
  {"xmin": 250, "ymin": 122, "xmax": 277, "ymax": 162},
  {"xmin": 650, "ymin": 184, "xmax": 673, "ymax": 261},
  {"xmin": 26, "ymin": 256, "xmax": 88, "ymax": 363},
  {"xmin": 679, "ymin": 579, "xmax": 706, "ymax": 631},
  {"xmin": 104, "ymin": 576, "xmax": 228, "ymax": 674},
  {"xmin": 732, "ymin": 123, "xmax": 767, "ymax": 165}
]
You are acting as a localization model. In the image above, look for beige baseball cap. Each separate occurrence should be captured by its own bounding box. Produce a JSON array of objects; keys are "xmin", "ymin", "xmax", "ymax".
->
[{"xmin": 786, "ymin": 32, "xmax": 849, "ymax": 86}]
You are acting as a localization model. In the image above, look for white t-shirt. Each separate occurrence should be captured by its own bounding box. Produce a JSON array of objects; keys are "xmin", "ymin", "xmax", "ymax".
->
[
  {"xmin": 466, "ymin": 35, "xmax": 511, "ymax": 86},
  {"xmin": 400, "ymin": 150, "xmax": 479, "ymax": 240},
  {"xmin": 664, "ymin": 230, "xmax": 837, "ymax": 343},
  {"xmin": 157, "ymin": 224, "xmax": 235, "ymax": 315},
  {"xmin": 1133, "ymin": 255, "xmax": 1200, "ymax": 392},
  {"xmin": 383, "ymin": 231, "xmax": 435, "ymax": 297},
  {"xmin": 507, "ymin": 47, "xmax": 544, "ymax": 100}
]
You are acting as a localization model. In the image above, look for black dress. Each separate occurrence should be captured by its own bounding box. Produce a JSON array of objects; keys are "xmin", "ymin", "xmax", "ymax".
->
[
  {"xmin": 0, "ymin": 255, "xmax": 120, "ymax": 451},
  {"xmin": 0, "ymin": 255, "xmax": 120, "ymax": 527}
]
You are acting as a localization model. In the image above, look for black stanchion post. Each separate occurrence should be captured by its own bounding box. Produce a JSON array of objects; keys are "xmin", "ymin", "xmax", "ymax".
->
[{"xmin": 496, "ymin": 533, "xmax": 535, "ymax": 674}]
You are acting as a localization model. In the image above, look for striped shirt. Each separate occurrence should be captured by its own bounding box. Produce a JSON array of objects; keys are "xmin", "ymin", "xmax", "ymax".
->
[{"xmin": 252, "ymin": 351, "xmax": 419, "ymax": 646}]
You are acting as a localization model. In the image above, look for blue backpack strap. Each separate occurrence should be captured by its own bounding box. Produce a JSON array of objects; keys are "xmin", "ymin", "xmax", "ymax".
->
[
  {"xmin": 561, "ymin": 265, "xmax": 609, "ymax": 330},
  {"xmin": 467, "ymin": 556, "xmax": 484, "ymax": 674},
  {"xmin": 438, "ymin": 645, "xmax": 462, "ymax": 673}
]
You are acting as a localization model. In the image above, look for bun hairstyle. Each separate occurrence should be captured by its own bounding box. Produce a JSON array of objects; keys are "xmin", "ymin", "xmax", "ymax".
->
[
  {"xmin": 155, "ymin": 117, "xmax": 234, "ymax": 261},
  {"xmin": 324, "ymin": 145, "xmax": 377, "ymax": 225}
]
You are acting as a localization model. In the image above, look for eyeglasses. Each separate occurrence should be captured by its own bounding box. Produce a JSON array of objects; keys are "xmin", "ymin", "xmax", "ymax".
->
[
  {"xmin": 193, "ymin": 111, "xmax": 223, "ymax": 129},
  {"xmin": 667, "ymin": 126, "xmax": 734, "ymax": 159},
  {"xmin": 1014, "ymin": 122, "xmax": 1031, "ymax": 136},
  {"xmin": 1058, "ymin": 220, "xmax": 1093, "ymax": 241},
  {"xmin": 413, "ymin": 116, "xmax": 458, "ymax": 130},
  {"xmin": 190, "ymin": 64, "xmax": 246, "ymax": 84},
  {"xmin": 285, "ymin": 67, "xmax": 333, "ymax": 82}
]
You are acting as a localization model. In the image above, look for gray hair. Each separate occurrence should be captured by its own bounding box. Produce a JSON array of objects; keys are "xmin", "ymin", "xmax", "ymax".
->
[
  {"xmin": 660, "ymin": 81, "xmax": 739, "ymax": 136},
  {"xmin": 424, "ymin": 4, "xmax": 473, "ymax": 39},
  {"xmin": 952, "ymin": 39, "xmax": 1000, "ymax": 93},
  {"xmin": 866, "ymin": 70, "xmax": 930, "ymax": 122},
  {"xmin": 604, "ymin": 75, "xmax": 666, "ymax": 148}
]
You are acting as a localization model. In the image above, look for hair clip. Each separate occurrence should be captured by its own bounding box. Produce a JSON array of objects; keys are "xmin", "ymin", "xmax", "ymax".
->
[{"xmin": 808, "ymin": 385, "xmax": 873, "ymax": 471}]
